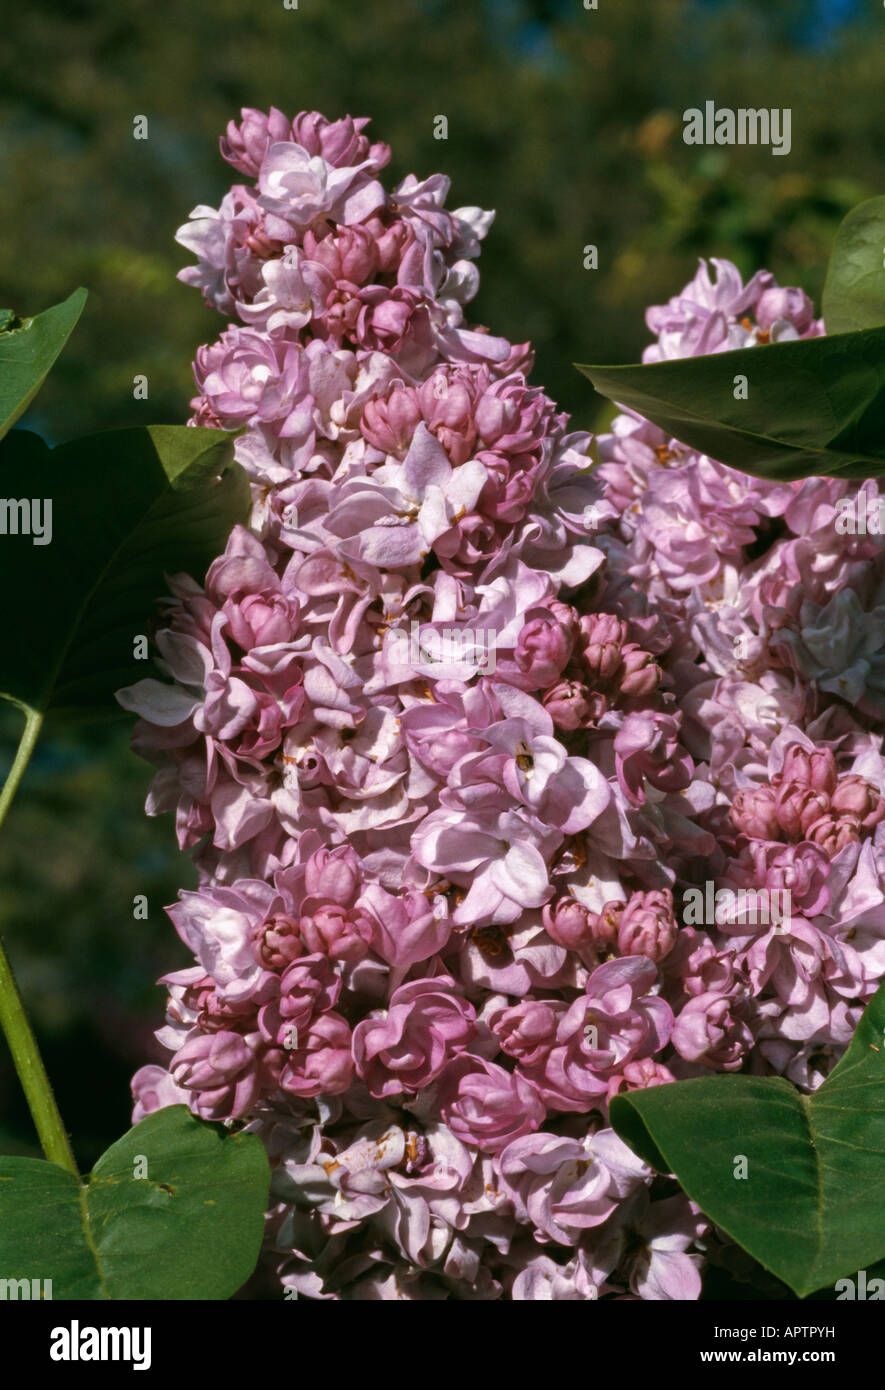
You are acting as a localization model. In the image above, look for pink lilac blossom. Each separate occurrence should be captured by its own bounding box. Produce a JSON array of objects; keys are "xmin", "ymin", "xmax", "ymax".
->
[{"xmin": 122, "ymin": 109, "xmax": 885, "ymax": 1301}]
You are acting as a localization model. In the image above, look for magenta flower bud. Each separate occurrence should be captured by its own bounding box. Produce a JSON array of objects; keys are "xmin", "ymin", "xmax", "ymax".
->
[
  {"xmin": 251, "ymin": 912, "xmax": 303, "ymax": 970},
  {"xmin": 474, "ymin": 377, "xmax": 555, "ymax": 453},
  {"xmin": 739, "ymin": 841, "xmax": 830, "ymax": 916},
  {"xmin": 542, "ymin": 896, "xmax": 596, "ymax": 950},
  {"xmin": 361, "ymin": 214, "xmax": 415, "ymax": 274},
  {"xmin": 775, "ymin": 783, "xmax": 830, "ymax": 840},
  {"xmin": 671, "ymin": 992, "xmax": 752, "ymax": 1071},
  {"xmin": 356, "ymin": 286, "xmax": 422, "ymax": 353},
  {"xmin": 730, "ymin": 786, "xmax": 781, "ymax": 840},
  {"xmin": 257, "ymin": 955, "xmax": 341, "ymax": 1050},
  {"xmin": 184, "ymin": 976, "xmax": 262, "ymax": 1032},
  {"xmin": 669, "ymin": 933, "xmax": 734, "ymax": 998},
  {"xmin": 830, "ymin": 774, "xmax": 885, "ymax": 830},
  {"xmin": 544, "ymin": 600, "xmax": 580, "ymax": 638},
  {"xmin": 542, "ymin": 679, "xmax": 605, "ymax": 731},
  {"xmin": 417, "ymin": 370, "xmax": 480, "ymax": 466},
  {"xmin": 322, "ymin": 279, "xmax": 363, "ymax": 340},
  {"xmin": 591, "ymin": 899, "xmax": 627, "ymax": 946},
  {"xmin": 618, "ymin": 644, "xmax": 663, "ymax": 698},
  {"xmin": 279, "ymin": 1011, "xmax": 354, "ymax": 1097},
  {"xmin": 304, "ymin": 845, "xmax": 361, "ymax": 906},
  {"xmin": 806, "ymin": 812, "xmax": 862, "ymax": 857},
  {"xmin": 223, "ymin": 591, "xmax": 295, "ymax": 649},
  {"xmin": 440, "ymin": 1057, "xmax": 546, "ymax": 1154},
  {"xmin": 360, "ymin": 383, "xmax": 422, "ymax": 456},
  {"xmin": 300, "ymin": 904, "xmax": 374, "ymax": 962},
  {"xmin": 220, "ymin": 106, "xmax": 294, "ymax": 176},
  {"xmin": 606, "ymin": 1057, "xmax": 675, "ymax": 1103},
  {"xmin": 491, "ymin": 999, "xmax": 560, "ymax": 1066},
  {"xmin": 755, "ymin": 286, "xmax": 814, "ymax": 335},
  {"xmin": 289, "ymin": 111, "xmax": 389, "ymax": 170},
  {"xmin": 779, "ymin": 743, "xmax": 837, "ymax": 795},
  {"xmin": 577, "ymin": 613, "xmax": 627, "ymax": 682},
  {"xmin": 302, "ymin": 225, "xmax": 379, "ymax": 286},
  {"xmin": 617, "ymin": 889, "xmax": 678, "ymax": 963},
  {"xmin": 353, "ymin": 978, "xmax": 476, "ymax": 1097},
  {"xmin": 276, "ymin": 954, "xmax": 341, "ymax": 1033},
  {"xmin": 171, "ymin": 1030, "xmax": 259, "ymax": 1119},
  {"xmin": 515, "ymin": 615, "xmax": 573, "ymax": 689}
]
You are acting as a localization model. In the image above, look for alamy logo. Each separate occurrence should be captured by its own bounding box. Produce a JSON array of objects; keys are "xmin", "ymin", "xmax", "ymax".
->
[
  {"xmin": 835, "ymin": 1269, "xmax": 885, "ymax": 1300},
  {"xmin": 0, "ymin": 1277, "xmax": 52, "ymax": 1300},
  {"xmin": 384, "ymin": 621, "xmax": 496, "ymax": 677},
  {"xmin": 0, "ymin": 497, "xmax": 53, "ymax": 545},
  {"xmin": 835, "ymin": 493, "xmax": 885, "ymax": 535},
  {"xmin": 683, "ymin": 101, "xmax": 791, "ymax": 156},
  {"xmin": 50, "ymin": 1320, "xmax": 151, "ymax": 1371},
  {"xmin": 682, "ymin": 883, "xmax": 791, "ymax": 930}
]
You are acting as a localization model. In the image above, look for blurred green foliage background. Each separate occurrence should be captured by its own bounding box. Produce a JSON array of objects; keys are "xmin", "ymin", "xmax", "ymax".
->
[{"xmin": 1, "ymin": 0, "xmax": 884, "ymax": 1168}]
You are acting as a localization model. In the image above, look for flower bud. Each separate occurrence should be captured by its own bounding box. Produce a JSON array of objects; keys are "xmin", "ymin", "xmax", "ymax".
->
[
  {"xmin": 542, "ymin": 897, "xmax": 596, "ymax": 950},
  {"xmin": 515, "ymin": 615, "xmax": 573, "ymax": 689},
  {"xmin": 590, "ymin": 899, "xmax": 627, "ymax": 946},
  {"xmin": 672, "ymin": 992, "xmax": 752, "ymax": 1071},
  {"xmin": 830, "ymin": 774, "xmax": 885, "ymax": 830},
  {"xmin": 605, "ymin": 1057, "xmax": 675, "ymax": 1103},
  {"xmin": 491, "ymin": 999, "xmax": 560, "ymax": 1066},
  {"xmin": 252, "ymin": 913, "xmax": 303, "ymax": 971},
  {"xmin": 806, "ymin": 813, "xmax": 862, "ymax": 857},
  {"xmin": 577, "ymin": 613, "xmax": 626, "ymax": 683},
  {"xmin": 617, "ymin": 889, "xmax": 678, "ymax": 963},
  {"xmin": 304, "ymin": 845, "xmax": 361, "ymax": 906},
  {"xmin": 361, "ymin": 214, "xmax": 415, "ymax": 274},
  {"xmin": 290, "ymin": 111, "xmax": 386, "ymax": 169},
  {"xmin": 755, "ymin": 286, "xmax": 814, "ymax": 335},
  {"xmin": 303, "ymin": 225, "xmax": 379, "ymax": 285},
  {"xmin": 775, "ymin": 783, "xmax": 830, "ymax": 840},
  {"xmin": 360, "ymin": 384, "xmax": 422, "ymax": 456},
  {"xmin": 542, "ymin": 679, "xmax": 605, "ymax": 731},
  {"xmin": 171, "ymin": 1030, "xmax": 259, "ymax": 1120},
  {"xmin": 300, "ymin": 904, "xmax": 374, "ymax": 961},
  {"xmin": 730, "ymin": 787, "xmax": 780, "ymax": 840},
  {"xmin": 618, "ymin": 644, "xmax": 663, "ymax": 698},
  {"xmin": 779, "ymin": 743, "xmax": 837, "ymax": 795},
  {"xmin": 279, "ymin": 1012, "xmax": 354, "ymax": 1097},
  {"xmin": 544, "ymin": 599, "xmax": 580, "ymax": 636},
  {"xmin": 417, "ymin": 370, "xmax": 480, "ymax": 466},
  {"xmin": 220, "ymin": 106, "xmax": 293, "ymax": 176}
]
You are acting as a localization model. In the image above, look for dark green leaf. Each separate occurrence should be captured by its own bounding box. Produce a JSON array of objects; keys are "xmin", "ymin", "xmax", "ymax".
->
[
  {"xmin": 0, "ymin": 289, "xmax": 87, "ymax": 439},
  {"xmin": 822, "ymin": 196, "xmax": 885, "ymax": 333},
  {"xmin": 0, "ymin": 1106, "xmax": 270, "ymax": 1300},
  {"xmin": 0, "ymin": 424, "xmax": 249, "ymax": 718},
  {"xmin": 576, "ymin": 325, "xmax": 885, "ymax": 481},
  {"xmin": 610, "ymin": 981, "xmax": 885, "ymax": 1298}
]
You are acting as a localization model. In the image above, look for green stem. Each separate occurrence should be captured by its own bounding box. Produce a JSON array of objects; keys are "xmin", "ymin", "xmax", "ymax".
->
[{"xmin": 0, "ymin": 707, "xmax": 78, "ymax": 1175}]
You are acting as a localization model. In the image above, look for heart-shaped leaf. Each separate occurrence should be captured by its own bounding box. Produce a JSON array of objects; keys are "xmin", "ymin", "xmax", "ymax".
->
[
  {"xmin": 822, "ymin": 196, "xmax": 885, "ymax": 334},
  {"xmin": 577, "ymin": 325, "xmax": 885, "ymax": 482},
  {"xmin": 610, "ymin": 981, "xmax": 885, "ymax": 1298},
  {"xmin": 0, "ymin": 423, "xmax": 249, "ymax": 719},
  {"xmin": 0, "ymin": 289, "xmax": 87, "ymax": 440},
  {"xmin": 0, "ymin": 1106, "xmax": 270, "ymax": 1299}
]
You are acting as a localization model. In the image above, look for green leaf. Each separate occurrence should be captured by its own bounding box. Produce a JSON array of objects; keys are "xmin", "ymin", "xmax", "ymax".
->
[
  {"xmin": 0, "ymin": 423, "xmax": 249, "ymax": 719},
  {"xmin": 577, "ymin": 325, "xmax": 885, "ymax": 482},
  {"xmin": 822, "ymin": 196, "xmax": 885, "ymax": 333},
  {"xmin": 610, "ymin": 981, "xmax": 885, "ymax": 1299},
  {"xmin": 0, "ymin": 1106, "xmax": 270, "ymax": 1299},
  {"xmin": 0, "ymin": 289, "xmax": 87, "ymax": 440}
]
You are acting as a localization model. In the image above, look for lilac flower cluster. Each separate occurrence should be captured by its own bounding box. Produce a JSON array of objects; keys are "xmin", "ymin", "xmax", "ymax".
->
[{"xmin": 121, "ymin": 109, "xmax": 885, "ymax": 1300}]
